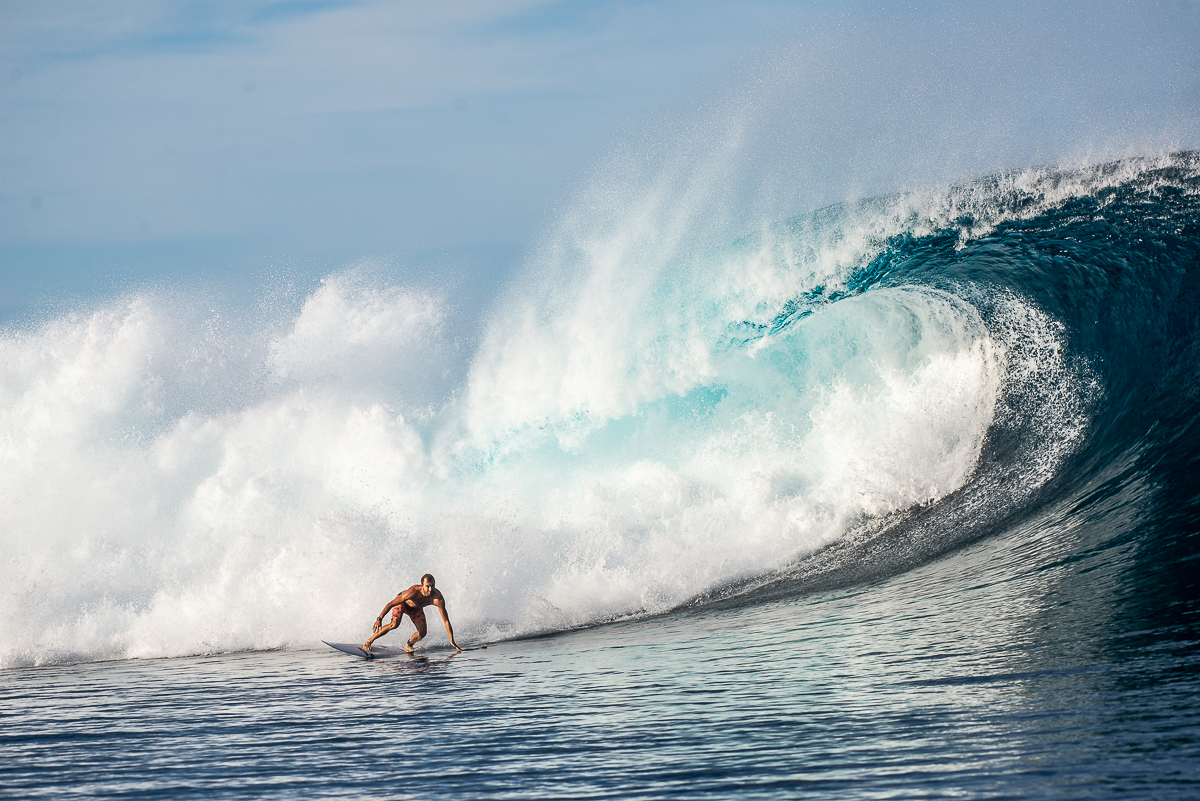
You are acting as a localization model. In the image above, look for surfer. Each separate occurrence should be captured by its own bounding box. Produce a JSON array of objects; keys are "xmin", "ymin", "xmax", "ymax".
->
[{"xmin": 363, "ymin": 573, "xmax": 462, "ymax": 653}]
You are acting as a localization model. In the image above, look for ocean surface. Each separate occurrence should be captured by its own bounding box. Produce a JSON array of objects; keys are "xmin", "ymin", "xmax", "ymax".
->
[{"xmin": 3, "ymin": 152, "xmax": 1200, "ymax": 797}]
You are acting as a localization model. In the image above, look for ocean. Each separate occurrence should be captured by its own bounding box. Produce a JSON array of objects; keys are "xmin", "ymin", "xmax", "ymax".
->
[{"xmin": 3, "ymin": 152, "xmax": 1199, "ymax": 797}]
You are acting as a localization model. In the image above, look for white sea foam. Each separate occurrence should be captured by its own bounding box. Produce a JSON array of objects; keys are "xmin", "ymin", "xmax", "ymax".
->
[{"xmin": 0, "ymin": 283, "xmax": 1018, "ymax": 667}]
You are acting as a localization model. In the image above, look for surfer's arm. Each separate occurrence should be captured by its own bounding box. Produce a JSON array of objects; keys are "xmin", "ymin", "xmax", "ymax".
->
[
  {"xmin": 433, "ymin": 597, "xmax": 462, "ymax": 652},
  {"xmin": 372, "ymin": 592, "xmax": 408, "ymax": 632},
  {"xmin": 385, "ymin": 588, "xmax": 419, "ymax": 616}
]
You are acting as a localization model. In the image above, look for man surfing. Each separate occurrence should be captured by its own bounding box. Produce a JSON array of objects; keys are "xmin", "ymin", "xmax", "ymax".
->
[{"xmin": 364, "ymin": 573, "xmax": 462, "ymax": 653}]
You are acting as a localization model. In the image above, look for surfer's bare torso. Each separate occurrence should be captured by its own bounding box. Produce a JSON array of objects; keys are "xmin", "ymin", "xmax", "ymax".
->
[{"xmin": 393, "ymin": 583, "xmax": 441, "ymax": 622}]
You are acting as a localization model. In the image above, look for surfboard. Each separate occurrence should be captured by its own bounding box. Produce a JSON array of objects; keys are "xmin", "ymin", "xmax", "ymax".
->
[
  {"xmin": 323, "ymin": 641, "xmax": 409, "ymax": 658},
  {"xmin": 323, "ymin": 641, "xmax": 486, "ymax": 658}
]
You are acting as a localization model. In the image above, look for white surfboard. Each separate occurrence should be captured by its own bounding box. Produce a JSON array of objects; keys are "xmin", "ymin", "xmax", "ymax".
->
[
  {"xmin": 323, "ymin": 641, "xmax": 408, "ymax": 658},
  {"xmin": 323, "ymin": 640, "xmax": 484, "ymax": 658}
]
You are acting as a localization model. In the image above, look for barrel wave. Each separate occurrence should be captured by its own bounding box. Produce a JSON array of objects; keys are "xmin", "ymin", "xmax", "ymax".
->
[{"xmin": 2, "ymin": 152, "xmax": 1198, "ymax": 669}]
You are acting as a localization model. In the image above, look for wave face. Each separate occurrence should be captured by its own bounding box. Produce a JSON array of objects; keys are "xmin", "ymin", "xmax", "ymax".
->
[{"xmin": 3, "ymin": 152, "xmax": 1199, "ymax": 668}]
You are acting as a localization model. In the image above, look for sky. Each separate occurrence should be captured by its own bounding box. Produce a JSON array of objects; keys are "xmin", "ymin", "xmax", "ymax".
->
[{"xmin": 2, "ymin": 0, "xmax": 1199, "ymax": 323}]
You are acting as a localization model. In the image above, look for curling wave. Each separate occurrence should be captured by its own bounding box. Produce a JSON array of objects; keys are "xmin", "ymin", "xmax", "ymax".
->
[{"xmin": 2, "ymin": 152, "xmax": 1198, "ymax": 667}]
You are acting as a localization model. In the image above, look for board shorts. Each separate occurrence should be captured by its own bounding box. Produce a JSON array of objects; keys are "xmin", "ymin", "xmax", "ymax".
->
[{"xmin": 392, "ymin": 604, "xmax": 426, "ymax": 628}]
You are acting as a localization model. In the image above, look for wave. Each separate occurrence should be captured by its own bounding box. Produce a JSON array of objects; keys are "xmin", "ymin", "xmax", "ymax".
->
[{"xmin": 2, "ymin": 151, "xmax": 1198, "ymax": 668}]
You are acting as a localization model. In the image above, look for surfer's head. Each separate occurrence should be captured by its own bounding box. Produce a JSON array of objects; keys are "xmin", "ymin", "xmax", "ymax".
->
[{"xmin": 420, "ymin": 573, "xmax": 435, "ymax": 592}]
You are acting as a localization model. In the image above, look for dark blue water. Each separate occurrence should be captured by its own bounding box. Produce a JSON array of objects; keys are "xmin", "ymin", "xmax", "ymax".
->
[{"xmin": 4, "ymin": 154, "xmax": 1200, "ymax": 797}]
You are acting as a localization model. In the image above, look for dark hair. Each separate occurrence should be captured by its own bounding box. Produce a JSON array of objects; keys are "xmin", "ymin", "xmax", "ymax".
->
[{"xmin": 421, "ymin": 573, "xmax": 435, "ymax": 585}]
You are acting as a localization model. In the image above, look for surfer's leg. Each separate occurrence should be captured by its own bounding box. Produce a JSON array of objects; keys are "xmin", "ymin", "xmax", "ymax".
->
[
  {"xmin": 405, "ymin": 616, "xmax": 428, "ymax": 652},
  {"xmin": 364, "ymin": 620, "xmax": 398, "ymax": 650},
  {"xmin": 366, "ymin": 605, "xmax": 410, "ymax": 650}
]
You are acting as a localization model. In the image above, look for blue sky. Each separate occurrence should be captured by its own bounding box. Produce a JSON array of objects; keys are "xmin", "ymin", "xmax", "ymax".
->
[{"xmin": 2, "ymin": 0, "xmax": 1198, "ymax": 322}]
